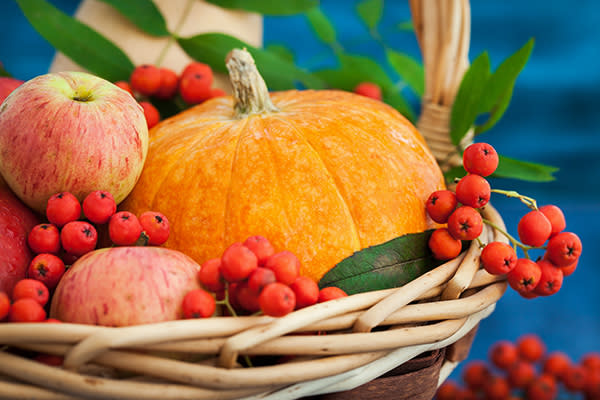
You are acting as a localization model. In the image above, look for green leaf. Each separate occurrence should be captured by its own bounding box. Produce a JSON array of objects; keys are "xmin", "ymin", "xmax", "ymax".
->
[
  {"xmin": 16, "ymin": 0, "xmax": 134, "ymax": 82},
  {"xmin": 493, "ymin": 155, "xmax": 558, "ymax": 182},
  {"xmin": 385, "ymin": 49, "xmax": 424, "ymax": 97},
  {"xmin": 382, "ymin": 86, "xmax": 416, "ymax": 122},
  {"xmin": 177, "ymin": 33, "xmax": 325, "ymax": 90},
  {"xmin": 477, "ymin": 38, "xmax": 534, "ymax": 114},
  {"xmin": 96, "ymin": 0, "xmax": 169, "ymax": 37},
  {"xmin": 356, "ymin": 0, "xmax": 383, "ymax": 30},
  {"xmin": 0, "ymin": 65, "xmax": 11, "ymax": 78},
  {"xmin": 397, "ymin": 20, "xmax": 414, "ymax": 31},
  {"xmin": 318, "ymin": 231, "xmax": 442, "ymax": 295},
  {"xmin": 450, "ymin": 51, "xmax": 491, "ymax": 146},
  {"xmin": 265, "ymin": 44, "xmax": 295, "ymax": 63},
  {"xmin": 304, "ymin": 7, "xmax": 337, "ymax": 45},
  {"xmin": 204, "ymin": 0, "xmax": 317, "ymax": 15},
  {"xmin": 474, "ymin": 86, "xmax": 513, "ymax": 135},
  {"xmin": 443, "ymin": 165, "xmax": 467, "ymax": 183}
]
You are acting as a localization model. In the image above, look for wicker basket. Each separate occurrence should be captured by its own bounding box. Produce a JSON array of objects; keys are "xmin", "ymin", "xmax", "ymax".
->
[{"xmin": 0, "ymin": 1, "xmax": 509, "ymax": 399}]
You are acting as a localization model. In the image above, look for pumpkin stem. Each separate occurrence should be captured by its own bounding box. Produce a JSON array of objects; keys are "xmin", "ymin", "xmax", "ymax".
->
[{"xmin": 226, "ymin": 48, "xmax": 278, "ymax": 117}]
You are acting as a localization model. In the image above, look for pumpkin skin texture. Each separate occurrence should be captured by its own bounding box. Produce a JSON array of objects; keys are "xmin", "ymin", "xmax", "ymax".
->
[{"xmin": 122, "ymin": 88, "xmax": 445, "ymax": 282}]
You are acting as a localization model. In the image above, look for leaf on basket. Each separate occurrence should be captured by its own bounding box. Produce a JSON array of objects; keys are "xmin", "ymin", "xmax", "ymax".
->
[
  {"xmin": 96, "ymin": 0, "xmax": 170, "ymax": 37},
  {"xmin": 204, "ymin": 0, "xmax": 318, "ymax": 16},
  {"xmin": 318, "ymin": 230, "xmax": 443, "ymax": 295},
  {"xmin": 16, "ymin": 0, "xmax": 135, "ymax": 82}
]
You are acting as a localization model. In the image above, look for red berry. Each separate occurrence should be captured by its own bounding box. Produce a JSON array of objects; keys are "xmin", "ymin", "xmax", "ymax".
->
[
  {"xmin": 61, "ymin": 221, "xmax": 98, "ymax": 256},
  {"xmin": 130, "ymin": 64, "xmax": 162, "ymax": 96},
  {"xmin": 28, "ymin": 223, "xmax": 60, "ymax": 254},
  {"xmin": 425, "ymin": 190, "xmax": 457, "ymax": 223},
  {"xmin": 353, "ymin": 82, "xmax": 382, "ymax": 100},
  {"xmin": 264, "ymin": 251, "xmax": 301, "ymax": 285},
  {"xmin": 507, "ymin": 360, "xmax": 536, "ymax": 388},
  {"xmin": 114, "ymin": 81, "xmax": 134, "ymax": 96},
  {"xmin": 34, "ymin": 354, "xmax": 64, "ymax": 366},
  {"xmin": 0, "ymin": 291, "xmax": 9, "ymax": 321},
  {"xmin": 455, "ymin": 174, "xmax": 491, "ymax": 208},
  {"xmin": 210, "ymin": 88, "xmax": 227, "ymax": 98},
  {"xmin": 247, "ymin": 267, "xmax": 276, "ymax": 294},
  {"xmin": 235, "ymin": 281, "xmax": 261, "ymax": 313},
  {"xmin": 517, "ymin": 210, "xmax": 552, "ymax": 247},
  {"xmin": 318, "ymin": 286, "xmax": 348, "ymax": 303},
  {"xmin": 489, "ymin": 340, "xmax": 519, "ymax": 370},
  {"xmin": 8, "ymin": 298, "xmax": 46, "ymax": 322},
  {"xmin": 243, "ymin": 235, "xmax": 275, "ymax": 266},
  {"xmin": 545, "ymin": 231, "xmax": 582, "ymax": 267},
  {"xmin": 539, "ymin": 204, "xmax": 566, "ymax": 237},
  {"xmin": 154, "ymin": 67, "xmax": 179, "ymax": 99},
  {"xmin": 198, "ymin": 258, "xmax": 224, "ymax": 292},
  {"xmin": 44, "ymin": 318, "xmax": 62, "ymax": 323},
  {"xmin": 139, "ymin": 101, "xmax": 160, "ymax": 129},
  {"xmin": 582, "ymin": 353, "xmax": 600, "ymax": 373},
  {"xmin": 482, "ymin": 375, "xmax": 510, "ymax": 400},
  {"xmin": 27, "ymin": 253, "xmax": 65, "ymax": 290},
  {"xmin": 507, "ymin": 258, "xmax": 542, "ymax": 293},
  {"xmin": 12, "ymin": 278, "xmax": 49, "ymax": 306},
  {"xmin": 534, "ymin": 259, "xmax": 564, "ymax": 296},
  {"xmin": 462, "ymin": 360, "xmax": 492, "ymax": 390},
  {"xmin": 258, "ymin": 282, "xmax": 296, "ymax": 317},
  {"xmin": 46, "ymin": 192, "xmax": 81, "ymax": 228},
  {"xmin": 526, "ymin": 374, "xmax": 558, "ymax": 400},
  {"xmin": 181, "ymin": 288, "xmax": 215, "ymax": 318},
  {"xmin": 428, "ymin": 228, "xmax": 462, "ymax": 260},
  {"xmin": 436, "ymin": 380, "xmax": 460, "ymax": 400},
  {"xmin": 290, "ymin": 276, "xmax": 319, "ymax": 309},
  {"xmin": 559, "ymin": 259, "xmax": 578, "ymax": 277},
  {"xmin": 82, "ymin": 190, "xmax": 116, "ymax": 224},
  {"xmin": 480, "ymin": 241, "xmax": 517, "ymax": 275},
  {"xmin": 543, "ymin": 351, "xmax": 571, "ymax": 379},
  {"xmin": 221, "ymin": 242, "xmax": 258, "ymax": 282},
  {"xmin": 563, "ymin": 365, "xmax": 588, "ymax": 392},
  {"xmin": 517, "ymin": 333, "xmax": 546, "ymax": 362},
  {"xmin": 179, "ymin": 64, "xmax": 213, "ymax": 104},
  {"xmin": 139, "ymin": 211, "xmax": 170, "ymax": 245},
  {"xmin": 108, "ymin": 211, "xmax": 143, "ymax": 246},
  {"xmin": 447, "ymin": 206, "xmax": 483, "ymax": 241},
  {"xmin": 462, "ymin": 142, "xmax": 499, "ymax": 177}
]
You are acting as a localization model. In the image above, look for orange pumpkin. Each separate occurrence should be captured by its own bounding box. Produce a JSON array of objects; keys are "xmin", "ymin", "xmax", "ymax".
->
[{"xmin": 122, "ymin": 49, "xmax": 445, "ymax": 282}]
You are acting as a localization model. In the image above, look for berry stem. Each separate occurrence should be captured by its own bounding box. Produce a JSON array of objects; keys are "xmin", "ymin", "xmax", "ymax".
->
[
  {"xmin": 482, "ymin": 218, "xmax": 537, "ymax": 259},
  {"xmin": 215, "ymin": 283, "xmax": 238, "ymax": 318},
  {"xmin": 154, "ymin": 0, "xmax": 195, "ymax": 67},
  {"xmin": 491, "ymin": 189, "xmax": 538, "ymax": 210}
]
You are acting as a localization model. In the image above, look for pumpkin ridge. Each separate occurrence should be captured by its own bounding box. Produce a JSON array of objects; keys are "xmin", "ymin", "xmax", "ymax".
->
[{"xmin": 269, "ymin": 114, "xmax": 362, "ymax": 250}]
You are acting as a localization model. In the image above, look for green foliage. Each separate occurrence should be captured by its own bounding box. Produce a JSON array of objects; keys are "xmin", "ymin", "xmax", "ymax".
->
[
  {"xmin": 356, "ymin": 0, "xmax": 384, "ymax": 31},
  {"xmin": 304, "ymin": 7, "xmax": 338, "ymax": 46},
  {"xmin": 385, "ymin": 49, "xmax": 424, "ymax": 97},
  {"xmin": 16, "ymin": 0, "xmax": 134, "ymax": 82},
  {"xmin": 318, "ymin": 231, "xmax": 441, "ymax": 295},
  {"xmin": 0, "ymin": 65, "xmax": 11, "ymax": 78},
  {"xmin": 96, "ymin": 0, "xmax": 170, "ymax": 37},
  {"xmin": 494, "ymin": 155, "xmax": 558, "ymax": 182},
  {"xmin": 204, "ymin": 0, "xmax": 318, "ymax": 15}
]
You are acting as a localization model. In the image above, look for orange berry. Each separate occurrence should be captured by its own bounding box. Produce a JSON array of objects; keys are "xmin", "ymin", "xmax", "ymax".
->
[
  {"xmin": 489, "ymin": 340, "xmax": 519, "ymax": 370},
  {"xmin": 481, "ymin": 242, "xmax": 517, "ymax": 275},
  {"xmin": 462, "ymin": 360, "xmax": 492, "ymax": 390},
  {"xmin": 518, "ymin": 210, "xmax": 552, "ymax": 247},
  {"xmin": 318, "ymin": 286, "xmax": 347, "ymax": 303},
  {"xmin": 447, "ymin": 206, "xmax": 483, "ymax": 241},
  {"xmin": 353, "ymin": 82, "xmax": 382, "ymax": 100},
  {"xmin": 8, "ymin": 298, "xmax": 46, "ymax": 322},
  {"xmin": 130, "ymin": 64, "xmax": 162, "ymax": 96},
  {"xmin": 12, "ymin": 279, "xmax": 49, "ymax": 306},
  {"xmin": 259, "ymin": 282, "xmax": 296, "ymax": 317},
  {"xmin": 582, "ymin": 352, "xmax": 600, "ymax": 373},
  {"xmin": 154, "ymin": 67, "xmax": 179, "ymax": 99},
  {"xmin": 435, "ymin": 379, "xmax": 460, "ymax": 400},
  {"xmin": 426, "ymin": 189, "xmax": 457, "ymax": 223},
  {"xmin": 181, "ymin": 61, "xmax": 214, "ymax": 83},
  {"xmin": 559, "ymin": 259, "xmax": 578, "ymax": 277},
  {"xmin": 517, "ymin": 334, "xmax": 546, "ymax": 363},
  {"xmin": 507, "ymin": 360, "xmax": 536, "ymax": 388},
  {"xmin": 221, "ymin": 243, "xmax": 258, "ymax": 282},
  {"xmin": 210, "ymin": 88, "xmax": 227, "ymax": 98},
  {"xmin": 482, "ymin": 375, "xmax": 510, "ymax": 400},
  {"xmin": 181, "ymin": 288, "xmax": 215, "ymax": 318},
  {"xmin": 429, "ymin": 228, "xmax": 462, "ymax": 260},
  {"xmin": 545, "ymin": 231, "xmax": 582, "ymax": 267},
  {"xmin": 247, "ymin": 267, "xmax": 276, "ymax": 294},
  {"xmin": 539, "ymin": 204, "xmax": 566, "ymax": 237},
  {"xmin": 139, "ymin": 101, "xmax": 160, "ymax": 129},
  {"xmin": 290, "ymin": 276, "xmax": 319, "ymax": 309},
  {"xmin": 507, "ymin": 258, "xmax": 542, "ymax": 293},
  {"xmin": 542, "ymin": 351, "xmax": 571, "ymax": 380},
  {"xmin": 455, "ymin": 174, "xmax": 491, "ymax": 208},
  {"xmin": 526, "ymin": 374, "xmax": 558, "ymax": 400},
  {"xmin": 0, "ymin": 291, "xmax": 9, "ymax": 321},
  {"xmin": 114, "ymin": 80, "xmax": 134, "ymax": 96},
  {"xmin": 198, "ymin": 258, "xmax": 224, "ymax": 292},
  {"xmin": 243, "ymin": 235, "xmax": 275, "ymax": 266},
  {"xmin": 235, "ymin": 281, "xmax": 261, "ymax": 313},
  {"xmin": 534, "ymin": 259, "xmax": 563, "ymax": 297},
  {"xmin": 264, "ymin": 251, "xmax": 301, "ymax": 285},
  {"xmin": 462, "ymin": 142, "xmax": 499, "ymax": 177},
  {"xmin": 563, "ymin": 364, "xmax": 588, "ymax": 392}
]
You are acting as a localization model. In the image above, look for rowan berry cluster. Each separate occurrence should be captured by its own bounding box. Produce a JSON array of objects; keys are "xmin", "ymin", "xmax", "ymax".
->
[
  {"xmin": 181, "ymin": 235, "xmax": 348, "ymax": 319},
  {"xmin": 426, "ymin": 142, "xmax": 582, "ymax": 298},
  {"xmin": 116, "ymin": 61, "xmax": 226, "ymax": 129},
  {"xmin": 436, "ymin": 334, "xmax": 600, "ymax": 400}
]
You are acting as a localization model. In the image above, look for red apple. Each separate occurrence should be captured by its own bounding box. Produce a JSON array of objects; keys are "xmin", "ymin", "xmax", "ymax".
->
[
  {"xmin": 0, "ymin": 77, "xmax": 24, "ymax": 104},
  {"xmin": 0, "ymin": 176, "xmax": 40, "ymax": 294},
  {"xmin": 49, "ymin": 246, "xmax": 201, "ymax": 326},
  {"xmin": 0, "ymin": 71, "xmax": 149, "ymax": 213}
]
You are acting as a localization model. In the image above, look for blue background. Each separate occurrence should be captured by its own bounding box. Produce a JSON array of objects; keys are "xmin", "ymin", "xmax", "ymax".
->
[{"xmin": 1, "ymin": 0, "xmax": 598, "ymax": 391}]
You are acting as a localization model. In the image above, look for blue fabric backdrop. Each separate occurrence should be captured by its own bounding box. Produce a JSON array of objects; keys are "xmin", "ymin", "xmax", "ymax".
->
[{"xmin": 1, "ymin": 0, "xmax": 598, "ymax": 388}]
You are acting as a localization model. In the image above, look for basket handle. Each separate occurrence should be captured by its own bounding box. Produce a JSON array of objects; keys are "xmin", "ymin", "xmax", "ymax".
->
[{"xmin": 410, "ymin": 0, "xmax": 471, "ymax": 172}]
